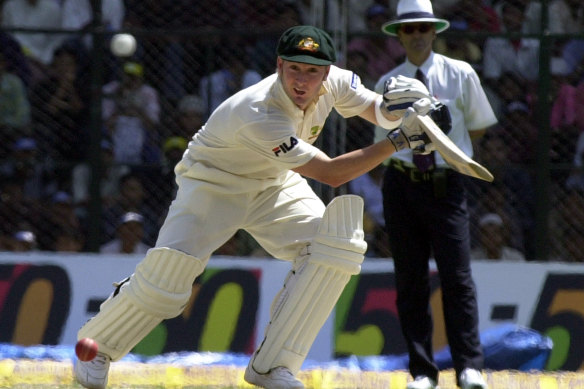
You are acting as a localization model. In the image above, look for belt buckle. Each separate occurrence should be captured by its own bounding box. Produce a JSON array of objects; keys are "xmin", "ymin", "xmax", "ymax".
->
[{"xmin": 410, "ymin": 169, "xmax": 431, "ymax": 182}]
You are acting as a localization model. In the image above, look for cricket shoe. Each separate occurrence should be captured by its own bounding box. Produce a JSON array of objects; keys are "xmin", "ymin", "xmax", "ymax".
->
[
  {"xmin": 74, "ymin": 352, "xmax": 110, "ymax": 389},
  {"xmin": 244, "ymin": 363, "xmax": 304, "ymax": 389},
  {"xmin": 407, "ymin": 375, "xmax": 439, "ymax": 389},
  {"xmin": 459, "ymin": 368, "xmax": 488, "ymax": 389}
]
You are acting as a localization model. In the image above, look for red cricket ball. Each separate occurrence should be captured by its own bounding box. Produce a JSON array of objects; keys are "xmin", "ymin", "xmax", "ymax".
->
[{"xmin": 75, "ymin": 337, "xmax": 99, "ymax": 361}]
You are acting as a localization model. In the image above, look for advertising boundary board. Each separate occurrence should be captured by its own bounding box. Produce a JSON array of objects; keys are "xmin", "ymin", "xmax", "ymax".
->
[{"xmin": 0, "ymin": 252, "xmax": 582, "ymax": 370}]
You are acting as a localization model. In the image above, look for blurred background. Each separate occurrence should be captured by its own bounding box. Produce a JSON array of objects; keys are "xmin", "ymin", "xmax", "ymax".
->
[{"xmin": 0, "ymin": 0, "xmax": 582, "ymax": 262}]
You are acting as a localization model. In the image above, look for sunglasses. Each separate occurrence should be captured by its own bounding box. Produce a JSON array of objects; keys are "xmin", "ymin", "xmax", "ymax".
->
[{"xmin": 400, "ymin": 23, "xmax": 434, "ymax": 34}]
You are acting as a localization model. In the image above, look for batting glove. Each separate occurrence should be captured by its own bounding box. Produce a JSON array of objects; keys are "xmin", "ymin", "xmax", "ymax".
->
[
  {"xmin": 413, "ymin": 97, "xmax": 452, "ymax": 135},
  {"xmin": 382, "ymin": 75, "xmax": 433, "ymax": 117},
  {"xmin": 386, "ymin": 107, "xmax": 433, "ymax": 152}
]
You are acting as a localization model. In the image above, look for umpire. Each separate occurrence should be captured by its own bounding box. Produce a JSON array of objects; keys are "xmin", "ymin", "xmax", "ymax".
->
[{"xmin": 375, "ymin": 1, "xmax": 497, "ymax": 388}]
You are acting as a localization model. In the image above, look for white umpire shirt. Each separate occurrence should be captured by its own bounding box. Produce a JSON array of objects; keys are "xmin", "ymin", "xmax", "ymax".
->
[
  {"xmin": 374, "ymin": 51, "xmax": 498, "ymax": 168},
  {"xmin": 179, "ymin": 65, "xmax": 379, "ymax": 192}
]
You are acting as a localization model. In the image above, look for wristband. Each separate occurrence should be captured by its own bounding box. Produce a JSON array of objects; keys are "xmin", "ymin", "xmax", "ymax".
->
[
  {"xmin": 386, "ymin": 129, "xmax": 408, "ymax": 151},
  {"xmin": 375, "ymin": 95, "xmax": 402, "ymax": 129}
]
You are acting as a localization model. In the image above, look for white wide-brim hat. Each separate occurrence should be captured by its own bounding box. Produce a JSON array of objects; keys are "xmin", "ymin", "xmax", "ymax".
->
[{"xmin": 382, "ymin": 0, "xmax": 450, "ymax": 36}]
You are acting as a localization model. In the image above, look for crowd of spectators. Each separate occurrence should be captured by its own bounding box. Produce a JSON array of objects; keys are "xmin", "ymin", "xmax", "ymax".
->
[
  {"xmin": 351, "ymin": 0, "xmax": 584, "ymax": 262},
  {"xmin": 0, "ymin": 0, "xmax": 583, "ymax": 261}
]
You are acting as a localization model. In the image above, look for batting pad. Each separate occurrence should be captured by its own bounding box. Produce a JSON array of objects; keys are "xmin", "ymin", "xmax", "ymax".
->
[
  {"xmin": 78, "ymin": 247, "xmax": 205, "ymax": 361},
  {"xmin": 252, "ymin": 195, "xmax": 367, "ymax": 375}
]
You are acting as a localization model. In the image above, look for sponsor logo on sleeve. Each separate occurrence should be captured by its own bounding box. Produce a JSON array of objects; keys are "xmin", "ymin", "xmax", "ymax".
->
[
  {"xmin": 351, "ymin": 73, "xmax": 359, "ymax": 90},
  {"xmin": 272, "ymin": 136, "xmax": 299, "ymax": 157}
]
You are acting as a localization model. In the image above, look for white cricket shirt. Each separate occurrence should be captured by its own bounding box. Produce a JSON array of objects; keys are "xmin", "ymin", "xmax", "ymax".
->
[{"xmin": 180, "ymin": 65, "xmax": 378, "ymax": 191}]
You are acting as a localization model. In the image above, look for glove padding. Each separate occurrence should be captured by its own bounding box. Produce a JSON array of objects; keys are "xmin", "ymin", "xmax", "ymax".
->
[
  {"xmin": 411, "ymin": 97, "xmax": 453, "ymax": 154},
  {"xmin": 382, "ymin": 75, "xmax": 434, "ymax": 117},
  {"xmin": 428, "ymin": 102, "xmax": 452, "ymax": 135},
  {"xmin": 386, "ymin": 104, "xmax": 433, "ymax": 152}
]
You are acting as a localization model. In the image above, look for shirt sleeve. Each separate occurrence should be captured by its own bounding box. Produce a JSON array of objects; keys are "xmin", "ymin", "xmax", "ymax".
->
[
  {"xmin": 327, "ymin": 66, "xmax": 379, "ymax": 118},
  {"xmin": 463, "ymin": 69, "xmax": 498, "ymax": 131},
  {"xmin": 373, "ymin": 73, "xmax": 393, "ymax": 143}
]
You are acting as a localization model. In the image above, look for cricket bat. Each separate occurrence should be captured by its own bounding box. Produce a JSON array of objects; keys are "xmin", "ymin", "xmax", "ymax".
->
[{"xmin": 415, "ymin": 114, "xmax": 494, "ymax": 182}]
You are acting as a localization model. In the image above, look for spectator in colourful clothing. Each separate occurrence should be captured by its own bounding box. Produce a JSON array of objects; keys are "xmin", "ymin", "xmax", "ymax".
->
[
  {"xmin": 471, "ymin": 213, "xmax": 526, "ymax": 261},
  {"xmin": 102, "ymin": 62, "xmax": 161, "ymax": 164},
  {"xmin": 0, "ymin": 178, "xmax": 42, "ymax": 245},
  {"xmin": 199, "ymin": 37, "xmax": 262, "ymax": 112},
  {"xmin": 482, "ymin": 0, "xmax": 539, "ymax": 82},
  {"xmin": 550, "ymin": 57, "xmax": 584, "ymax": 134},
  {"xmin": 0, "ymin": 49, "xmax": 31, "ymax": 156},
  {"xmin": 101, "ymin": 172, "xmax": 158, "ymax": 247},
  {"xmin": 160, "ymin": 94, "xmax": 207, "ymax": 140},
  {"xmin": 30, "ymin": 43, "xmax": 90, "ymax": 172},
  {"xmin": 443, "ymin": 0, "xmax": 500, "ymax": 35},
  {"xmin": 0, "ymin": 137, "xmax": 56, "ymax": 200},
  {"xmin": 1, "ymin": 0, "xmax": 64, "ymax": 82},
  {"xmin": 0, "ymin": 31, "xmax": 32, "ymax": 88},
  {"xmin": 100, "ymin": 211, "xmax": 149, "ymax": 254},
  {"xmin": 71, "ymin": 139, "xmax": 130, "ymax": 220},
  {"xmin": 10, "ymin": 230, "xmax": 38, "ymax": 252},
  {"xmin": 38, "ymin": 191, "xmax": 84, "ymax": 251}
]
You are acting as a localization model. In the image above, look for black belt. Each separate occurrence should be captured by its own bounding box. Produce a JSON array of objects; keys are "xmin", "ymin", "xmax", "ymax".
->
[{"xmin": 388, "ymin": 159, "xmax": 449, "ymax": 183}]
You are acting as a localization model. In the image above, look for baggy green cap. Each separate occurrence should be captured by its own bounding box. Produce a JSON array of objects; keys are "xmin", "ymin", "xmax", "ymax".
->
[{"xmin": 277, "ymin": 25, "xmax": 337, "ymax": 66}]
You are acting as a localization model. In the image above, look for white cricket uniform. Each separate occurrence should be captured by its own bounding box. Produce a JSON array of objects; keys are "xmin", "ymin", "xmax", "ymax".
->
[
  {"xmin": 156, "ymin": 65, "xmax": 378, "ymax": 262},
  {"xmin": 375, "ymin": 51, "xmax": 498, "ymax": 167}
]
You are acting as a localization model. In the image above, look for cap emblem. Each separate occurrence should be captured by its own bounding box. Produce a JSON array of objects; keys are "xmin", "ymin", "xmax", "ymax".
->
[{"xmin": 297, "ymin": 37, "xmax": 319, "ymax": 52}]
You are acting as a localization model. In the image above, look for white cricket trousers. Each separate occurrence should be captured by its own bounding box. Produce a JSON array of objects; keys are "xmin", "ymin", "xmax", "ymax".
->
[{"xmin": 155, "ymin": 163, "xmax": 326, "ymax": 262}]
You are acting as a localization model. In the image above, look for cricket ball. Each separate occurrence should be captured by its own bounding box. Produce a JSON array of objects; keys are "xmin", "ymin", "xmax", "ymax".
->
[
  {"xmin": 75, "ymin": 337, "xmax": 99, "ymax": 361},
  {"xmin": 110, "ymin": 33, "xmax": 137, "ymax": 57}
]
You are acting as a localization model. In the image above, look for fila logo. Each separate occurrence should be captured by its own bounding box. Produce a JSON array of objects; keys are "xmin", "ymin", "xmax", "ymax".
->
[{"xmin": 272, "ymin": 137, "xmax": 299, "ymax": 156}]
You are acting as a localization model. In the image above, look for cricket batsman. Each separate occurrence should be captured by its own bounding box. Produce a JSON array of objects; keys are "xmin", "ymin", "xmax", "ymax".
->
[{"xmin": 74, "ymin": 25, "xmax": 435, "ymax": 389}]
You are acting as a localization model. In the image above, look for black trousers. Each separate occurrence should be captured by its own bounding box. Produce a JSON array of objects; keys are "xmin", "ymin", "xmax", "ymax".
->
[{"xmin": 382, "ymin": 163, "xmax": 483, "ymax": 383}]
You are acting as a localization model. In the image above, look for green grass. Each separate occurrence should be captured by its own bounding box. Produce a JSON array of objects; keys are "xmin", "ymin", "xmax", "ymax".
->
[{"xmin": 2, "ymin": 360, "xmax": 584, "ymax": 388}]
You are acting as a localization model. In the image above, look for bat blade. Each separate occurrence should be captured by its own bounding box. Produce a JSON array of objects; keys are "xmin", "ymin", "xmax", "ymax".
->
[{"xmin": 415, "ymin": 114, "xmax": 494, "ymax": 182}]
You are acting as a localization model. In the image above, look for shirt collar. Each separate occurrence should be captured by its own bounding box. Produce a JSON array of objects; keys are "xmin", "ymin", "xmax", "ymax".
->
[
  {"xmin": 305, "ymin": 84, "xmax": 328, "ymax": 114},
  {"xmin": 273, "ymin": 74, "xmax": 329, "ymax": 115},
  {"xmin": 404, "ymin": 51, "xmax": 435, "ymax": 77}
]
